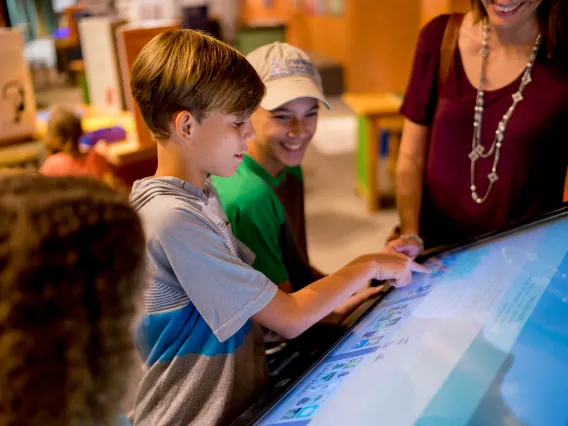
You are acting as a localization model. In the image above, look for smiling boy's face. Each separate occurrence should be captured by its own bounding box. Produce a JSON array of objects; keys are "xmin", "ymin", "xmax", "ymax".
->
[{"xmin": 251, "ymin": 97, "xmax": 319, "ymax": 169}]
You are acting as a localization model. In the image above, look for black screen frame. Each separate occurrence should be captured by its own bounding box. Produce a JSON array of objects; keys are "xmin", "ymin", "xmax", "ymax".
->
[{"xmin": 231, "ymin": 204, "xmax": 568, "ymax": 426}]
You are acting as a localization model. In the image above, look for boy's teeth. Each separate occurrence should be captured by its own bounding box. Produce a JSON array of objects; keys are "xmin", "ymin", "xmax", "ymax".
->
[{"xmin": 283, "ymin": 142, "xmax": 302, "ymax": 150}]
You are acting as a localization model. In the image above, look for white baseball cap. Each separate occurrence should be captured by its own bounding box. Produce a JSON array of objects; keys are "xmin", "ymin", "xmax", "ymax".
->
[{"xmin": 246, "ymin": 42, "xmax": 330, "ymax": 111}]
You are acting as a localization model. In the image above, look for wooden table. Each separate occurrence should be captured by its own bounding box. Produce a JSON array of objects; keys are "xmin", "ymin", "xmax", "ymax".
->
[{"xmin": 341, "ymin": 92, "xmax": 404, "ymax": 212}]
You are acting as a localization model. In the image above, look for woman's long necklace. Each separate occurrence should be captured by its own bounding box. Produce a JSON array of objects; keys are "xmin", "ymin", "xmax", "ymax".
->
[{"xmin": 469, "ymin": 21, "xmax": 542, "ymax": 204}]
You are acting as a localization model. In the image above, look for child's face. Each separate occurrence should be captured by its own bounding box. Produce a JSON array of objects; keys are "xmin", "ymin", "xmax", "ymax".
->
[
  {"xmin": 251, "ymin": 97, "xmax": 319, "ymax": 168},
  {"xmin": 188, "ymin": 111, "xmax": 256, "ymax": 177}
]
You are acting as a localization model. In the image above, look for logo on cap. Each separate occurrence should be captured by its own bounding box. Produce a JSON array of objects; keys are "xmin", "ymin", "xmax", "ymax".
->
[
  {"xmin": 270, "ymin": 61, "xmax": 288, "ymax": 78},
  {"xmin": 268, "ymin": 58, "xmax": 316, "ymax": 81}
]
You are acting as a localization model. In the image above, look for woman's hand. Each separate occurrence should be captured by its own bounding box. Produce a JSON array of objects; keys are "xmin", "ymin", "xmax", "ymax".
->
[{"xmin": 385, "ymin": 236, "xmax": 423, "ymax": 259}]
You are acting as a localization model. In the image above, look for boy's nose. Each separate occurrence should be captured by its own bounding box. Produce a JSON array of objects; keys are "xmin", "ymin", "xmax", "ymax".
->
[{"xmin": 243, "ymin": 120, "xmax": 256, "ymax": 142}]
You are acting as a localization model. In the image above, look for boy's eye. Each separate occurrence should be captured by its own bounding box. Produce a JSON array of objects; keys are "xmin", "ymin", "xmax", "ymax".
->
[
  {"xmin": 273, "ymin": 115, "xmax": 291, "ymax": 121},
  {"xmin": 306, "ymin": 112, "xmax": 318, "ymax": 118},
  {"xmin": 233, "ymin": 121, "xmax": 244, "ymax": 128}
]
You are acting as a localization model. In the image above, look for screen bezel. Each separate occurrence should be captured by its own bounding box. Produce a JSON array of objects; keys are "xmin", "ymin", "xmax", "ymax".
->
[{"xmin": 231, "ymin": 204, "xmax": 568, "ymax": 426}]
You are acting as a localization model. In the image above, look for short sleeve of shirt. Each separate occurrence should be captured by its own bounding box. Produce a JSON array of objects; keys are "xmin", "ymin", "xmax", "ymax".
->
[
  {"xmin": 400, "ymin": 14, "xmax": 450, "ymax": 126},
  {"xmin": 227, "ymin": 194, "xmax": 289, "ymax": 285},
  {"xmin": 153, "ymin": 206, "xmax": 277, "ymax": 342}
]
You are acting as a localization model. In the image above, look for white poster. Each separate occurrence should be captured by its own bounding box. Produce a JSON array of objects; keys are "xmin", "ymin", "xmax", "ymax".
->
[{"xmin": 79, "ymin": 17, "xmax": 126, "ymax": 112}]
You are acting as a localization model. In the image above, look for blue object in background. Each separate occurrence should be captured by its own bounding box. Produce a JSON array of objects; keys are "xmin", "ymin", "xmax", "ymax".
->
[
  {"xmin": 79, "ymin": 126, "xmax": 126, "ymax": 148},
  {"xmin": 379, "ymin": 130, "xmax": 389, "ymax": 157},
  {"xmin": 53, "ymin": 27, "xmax": 71, "ymax": 39}
]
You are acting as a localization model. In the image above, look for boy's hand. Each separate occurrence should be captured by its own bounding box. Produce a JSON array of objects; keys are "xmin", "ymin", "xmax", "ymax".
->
[
  {"xmin": 347, "ymin": 252, "xmax": 429, "ymax": 288},
  {"xmin": 375, "ymin": 252, "xmax": 429, "ymax": 288},
  {"xmin": 333, "ymin": 285, "xmax": 385, "ymax": 316},
  {"xmin": 320, "ymin": 285, "xmax": 385, "ymax": 326}
]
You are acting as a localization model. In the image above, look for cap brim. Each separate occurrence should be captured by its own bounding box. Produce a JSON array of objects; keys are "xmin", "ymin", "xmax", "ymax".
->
[{"xmin": 261, "ymin": 78, "xmax": 330, "ymax": 111}]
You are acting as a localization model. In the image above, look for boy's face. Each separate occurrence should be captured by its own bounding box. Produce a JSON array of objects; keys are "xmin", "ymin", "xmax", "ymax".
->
[
  {"xmin": 251, "ymin": 97, "xmax": 319, "ymax": 168},
  {"xmin": 188, "ymin": 111, "xmax": 256, "ymax": 177}
]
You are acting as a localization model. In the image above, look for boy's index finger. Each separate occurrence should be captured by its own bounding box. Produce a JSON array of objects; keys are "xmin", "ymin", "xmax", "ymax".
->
[{"xmin": 410, "ymin": 262, "xmax": 430, "ymax": 273}]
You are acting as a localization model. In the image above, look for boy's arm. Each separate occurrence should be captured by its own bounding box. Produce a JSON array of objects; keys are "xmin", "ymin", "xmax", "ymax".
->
[
  {"xmin": 157, "ymin": 207, "xmax": 427, "ymax": 342},
  {"xmin": 253, "ymin": 253, "xmax": 428, "ymax": 339}
]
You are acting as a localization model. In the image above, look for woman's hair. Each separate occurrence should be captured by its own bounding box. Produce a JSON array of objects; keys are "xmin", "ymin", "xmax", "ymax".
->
[
  {"xmin": 471, "ymin": 0, "xmax": 567, "ymax": 63},
  {"xmin": 46, "ymin": 107, "xmax": 84, "ymax": 155},
  {"xmin": 0, "ymin": 175, "xmax": 146, "ymax": 426}
]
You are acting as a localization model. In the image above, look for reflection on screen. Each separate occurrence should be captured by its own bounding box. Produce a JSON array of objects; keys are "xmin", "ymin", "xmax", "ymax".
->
[{"xmin": 256, "ymin": 213, "xmax": 568, "ymax": 426}]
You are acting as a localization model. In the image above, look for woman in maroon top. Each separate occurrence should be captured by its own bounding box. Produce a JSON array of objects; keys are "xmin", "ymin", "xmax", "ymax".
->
[{"xmin": 388, "ymin": 0, "xmax": 568, "ymax": 257}]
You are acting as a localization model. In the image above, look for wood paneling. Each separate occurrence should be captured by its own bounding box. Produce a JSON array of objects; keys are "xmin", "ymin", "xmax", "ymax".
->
[
  {"xmin": 239, "ymin": 0, "xmax": 292, "ymax": 23},
  {"xmin": 421, "ymin": 0, "xmax": 471, "ymax": 26},
  {"xmin": 240, "ymin": 0, "xmax": 423, "ymax": 93},
  {"xmin": 287, "ymin": 12, "xmax": 348, "ymax": 65},
  {"xmin": 346, "ymin": 0, "xmax": 421, "ymax": 93}
]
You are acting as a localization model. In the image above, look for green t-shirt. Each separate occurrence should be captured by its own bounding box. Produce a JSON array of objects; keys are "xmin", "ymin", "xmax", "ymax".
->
[{"xmin": 213, "ymin": 155, "xmax": 318, "ymax": 289}]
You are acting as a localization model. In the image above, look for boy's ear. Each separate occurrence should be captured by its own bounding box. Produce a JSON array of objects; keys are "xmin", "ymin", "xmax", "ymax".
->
[{"xmin": 173, "ymin": 111, "xmax": 195, "ymax": 143}]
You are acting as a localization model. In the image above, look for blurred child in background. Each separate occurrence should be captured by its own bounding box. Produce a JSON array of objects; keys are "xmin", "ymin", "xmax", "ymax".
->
[{"xmin": 40, "ymin": 107, "xmax": 124, "ymax": 190}]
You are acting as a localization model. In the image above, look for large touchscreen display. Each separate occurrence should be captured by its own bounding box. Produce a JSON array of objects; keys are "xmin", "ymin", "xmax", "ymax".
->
[{"xmin": 256, "ymin": 212, "xmax": 568, "ymax": 426}]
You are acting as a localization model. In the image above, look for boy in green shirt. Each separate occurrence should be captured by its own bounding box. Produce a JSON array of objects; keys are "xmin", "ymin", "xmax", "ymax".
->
[{"xmin": 214, "ymin": 42, "xmax": 331, "ymax": 294}]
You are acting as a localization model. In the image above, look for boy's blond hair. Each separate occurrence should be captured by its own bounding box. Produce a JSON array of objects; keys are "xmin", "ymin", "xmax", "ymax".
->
[{"xmin": 131, "ymin": 30, "xmax": 266, "ymax": 140}]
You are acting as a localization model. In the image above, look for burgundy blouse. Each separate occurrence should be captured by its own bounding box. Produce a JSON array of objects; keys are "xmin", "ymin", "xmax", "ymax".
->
[{"xmin": 401, "ymin": 14, "xmax": 568, "ymax": 248}]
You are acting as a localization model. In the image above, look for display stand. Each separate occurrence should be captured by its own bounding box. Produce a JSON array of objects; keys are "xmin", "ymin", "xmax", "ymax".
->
[
  {"xmin": 341, "ymin": 92, "xmax": 403, "ymax": 212},
  {"xmin": 116, "ymin": 20, "xmax": 180, "ymax": 147},
  {"xmin": 0, "ymin": 28, "xmax": 36, "ymax": 146}
]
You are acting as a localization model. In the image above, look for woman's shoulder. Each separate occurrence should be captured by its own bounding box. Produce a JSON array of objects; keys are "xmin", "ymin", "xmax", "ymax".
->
[{"xmin": 417, "ymin": 14, "xmax": 453, "ymax": 48}]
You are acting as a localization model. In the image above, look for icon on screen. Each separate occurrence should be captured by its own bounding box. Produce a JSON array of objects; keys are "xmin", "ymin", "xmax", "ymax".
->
[
  {"xmin": 337, "ymin": 370, "xmax": 351, "ymax": 379},
  {"xmin": 378, "ymin": 311, "xmax": 395, "ymax": 321},
  {"xmin": 362, "ymin": 330, "xmax": 377, "ymax": 338},
  {"xmin": 352, "ymin": 339, "xmax": 369, "ymax": 349},
  {"xmin": 372, "ymin": 321, "xmax": 387, "ymax": 331},
  {"xmin": 296, "ymin": 405, "xmax": 319, "ymax": 418},
  {"xmin": 386, "ymin": 318, "xmax": 401, "ymax": 326},
  {"xmin": 368, "ymin": 336, "xmax": 384, "ymax": 346},
  {"xmin": 320, "ymin": 372, "xmax": 336, "ymax": 383},
  {"xmin": 332, "ymin": 362, "xmax": 346, "ymax": 370},
  {"xmin": 407, "ymin": 284, "xmax": 433, "ymax": 297},
  {"xmin": 345, "ymin": 357, "xmax": 363, "ymax": 368},
  {"xmin": 296, "ymin": 397, "xmax": 311, "ymax": 407},
  {"xmin": 281, "ymin": 408, "xmax": 301, "ymax": 420}
]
